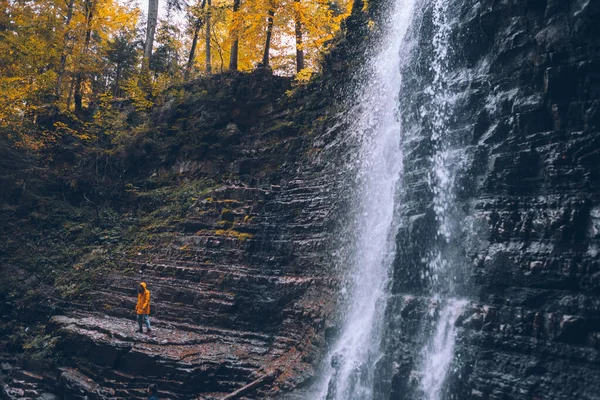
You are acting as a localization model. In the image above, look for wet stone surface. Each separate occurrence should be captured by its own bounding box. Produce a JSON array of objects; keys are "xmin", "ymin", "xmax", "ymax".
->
[{"xmin": 377, "ymin": 0, "xmax": 600, "ymax": 399}]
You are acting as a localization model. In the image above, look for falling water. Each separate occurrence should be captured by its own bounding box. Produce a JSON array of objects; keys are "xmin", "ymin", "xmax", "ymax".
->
[
  {"xmin": 429, "ymin": 0, "xmax": 454, "ymax": 252},
  {"xmin": 313, "ymin": 0, "xmax": 418, "ymax": 399},
  {"xmin": 417, "ymin": 0, "xmax": 467, "ymax": 399},
  {"xmin": 418, "ymin": 299, "xmax": 467, "ymax": 400},
  {"xmin": 310, "ymin": 0, "xmax": 470, "ymax": 398}
]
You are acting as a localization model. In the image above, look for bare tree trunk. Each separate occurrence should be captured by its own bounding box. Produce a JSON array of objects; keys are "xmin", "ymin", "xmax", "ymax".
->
[
  {"xmin": 294, "ymin": 0, "xmax": 304, "ymax": 72},
  {"xmin": 212, "ymin": 27, "xmax": 224, "ymax": 73},
  {"xmin": 55, "ymin": 0, "xmax": 75, "ymax": 100},
  {"xmin": 113, "ymin": 64, "xmax": 122, "ymax": 97},
  {"xmin": 74, "ymin": 0, "xmax": 94, "ymax": 114},
  {"xmin": 205, "ymin": 0, "xmax": 212, "ymax": 73},
  {"xmin": 228, "ymin": 0, "xmax": 241, "ymax": 71},
  {"xmin": 184, "ymin": 0, "xmax": 207, "ymax": 81},
  {"xmin": 143, "ymin": 0, "xmax": 159, "ymax": 67},
  {"xmin": 185, "ymin": 22, "xmax": 201, "ymax": 79},
  {"xmin": 66, "ymin": 77, "xmax": 75, "ymax": 111},
  {"xmin": 261, "ymin": 6, "xmax": 275, "ymax": 67}
]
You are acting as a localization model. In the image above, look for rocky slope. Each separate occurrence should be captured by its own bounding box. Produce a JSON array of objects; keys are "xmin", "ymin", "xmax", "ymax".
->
[
  {"xmin": 0, "ymin": 71, "xmax": 339, "ymax": 399},
  {"xmin": 0, "ymin": 8, "xmax": 371, "ymax": 392}
]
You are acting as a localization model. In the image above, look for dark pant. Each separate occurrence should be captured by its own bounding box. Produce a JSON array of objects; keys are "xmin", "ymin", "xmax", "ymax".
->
[{"xmin": 137, "ymin": 314, "xmax": 151, "ymax": 331}]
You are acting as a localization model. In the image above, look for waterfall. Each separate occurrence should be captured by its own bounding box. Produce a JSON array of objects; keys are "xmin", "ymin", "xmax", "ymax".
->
[
  {"xmin": 416, "ymin": 0, "xmax": 467, "ymax": 399},
  {"xmin": 313, "ymin": 0, "xmax": 419, "ymax": 399},
  {"xmin": 310, "ymin": 0, "xmax": 469, "ymax": 398},
  {"xmin": 418, "ymin": 298, "xmax": 467, "ymax": 400}
]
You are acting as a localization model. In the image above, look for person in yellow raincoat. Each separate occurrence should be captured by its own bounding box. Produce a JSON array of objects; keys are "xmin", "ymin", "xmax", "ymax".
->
[{"xmin": 136, "ymin": 282, "xmax": 152, "ymax": 334}]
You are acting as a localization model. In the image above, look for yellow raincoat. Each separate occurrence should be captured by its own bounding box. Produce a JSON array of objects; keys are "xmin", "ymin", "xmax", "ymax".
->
[{"xmin": 136, "ymin": 282, "xmax": 151, "ymax": 315}]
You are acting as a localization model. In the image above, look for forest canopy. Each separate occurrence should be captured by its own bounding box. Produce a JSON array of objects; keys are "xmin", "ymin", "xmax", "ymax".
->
[{"xmin": 0, "ymin": 0, "xmax": 352, "ymax": 130}]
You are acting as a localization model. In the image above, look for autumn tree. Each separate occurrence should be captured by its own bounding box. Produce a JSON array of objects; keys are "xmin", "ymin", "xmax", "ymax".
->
[
  {"xmin": 205, "ymin": 0, "xmax": 212, "ymax": 73},
  {"xmin": 184, "ymin": 0, "xmax": 207, "ymax": 80},
  {"xmin": 0, "ymin": 0, "xmax": 61, "ymax": 124},
  {"xmin": 55, "ymin": 0, "xmax": 76, "ymax": 99},
  {"xmin": 0, "ymin": 0, "xmax": 352, "ymax": 130},
  {"xmin": 106, "ymin": 32, "xmax": 141, "ymax": 97},
  {"xmin": 74, "ymin": 0, "xmax": 96, "ymax": 114},
  {"xmin": 290, "ymin": 0, "xmax": 351, "ymax": 72},
  {"xmin": 0, "ymin": 0, "xmax": 138, "ymax": 124},
  {"xmin": 184, "ymin": 0, "xmax": 234, "ymax": 77},
  {"xmin": 68, "ymin": 0, "xmax": 138, "ymax": 111},
  {"xmin": 294, "ymin": 0, "xmax": 304, "ymax": 72},
  {"xmin": 261, "ymin": 0, "xmax": 276, "ymax": 68},
  {"xmin": 143, "ymin": 0, "xmax": 159, "ymax": 68},
  {"xmin": 151, "ymin": 21, "xmax": 185, "ymax": 90},
  {"xmin": 228, "ymin": 0, "xmax": 241, "ymax": 70}
]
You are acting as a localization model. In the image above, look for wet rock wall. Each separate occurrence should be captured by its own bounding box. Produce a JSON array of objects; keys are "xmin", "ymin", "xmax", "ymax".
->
[{"xmin": 378, "ymin": 0, "xmax": 600, "ymax": 399}]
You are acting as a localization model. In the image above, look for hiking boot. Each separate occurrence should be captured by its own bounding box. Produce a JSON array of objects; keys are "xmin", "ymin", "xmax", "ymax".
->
[{"xmin": 137, "ymin": 329, "xmax": 143, "ymax": 334}]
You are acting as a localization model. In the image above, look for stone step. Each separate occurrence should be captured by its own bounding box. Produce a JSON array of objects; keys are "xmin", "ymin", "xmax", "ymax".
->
[
  {"xmin": 127, "ymin": 261, "xmax": 318, "ymax": 287},
  {"xmin": 7, "ymin": 379, "xmax": 38, "ymax": 390},
  {"xmin": 50, "ymin": 315, "xmax": 298, "ymax": 398},
  {"xmin": 12, "ymin": 369, "xmax": 44, "ymax": 384},
  {"xmin": 91, "ymin": 287, "xmax": 234, "ymax": 312},
  {"xmin": 52, "ymin": 313, "xmax": 296, "ymax": 351},
  {"xmin": 132, "ymin": 259, "xmax": 267, "ymax": 279},
  {"xmin": 96, "ymin": 269, "xmax": 317, "ymax": 305},
  {"xmin": 87, "ymin": 301, "xmax": 234, "ymax": 329},
  {"xmin": 208, "ymin": 186, "xmax": 269, "ymax": 202}
]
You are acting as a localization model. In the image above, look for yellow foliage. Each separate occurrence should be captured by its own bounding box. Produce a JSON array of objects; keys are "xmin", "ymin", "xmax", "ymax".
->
[
  {"xmin": 214, "ymin": 229, "xmax": 253, "ymax": 241},
  {"xmin": 0, "ymin": 0, "xmax": 354, "ymax": 145},
  {"xmin": 295, "ymin": 68, "xmax": 314, "ymax": 83},
  {"xmin": 0, "ymin": 0, "xmax": 139, "ymax": 143},
  {"xmin": 184, "ymin": 0, "xmax": 352, "ymax": 77}
]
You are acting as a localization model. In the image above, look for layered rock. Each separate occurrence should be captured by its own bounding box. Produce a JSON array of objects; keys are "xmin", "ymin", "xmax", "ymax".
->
[
  {"xmin": 0, "ymin": 65, "xmax": 357, "ymax": 398},
  {"xmin": 376, "ymin": 0, "xmax": 600, "ymax": 399},
  {"xmin": 39, "ymin": 86, "xmax": 346, "ymax": 397}
]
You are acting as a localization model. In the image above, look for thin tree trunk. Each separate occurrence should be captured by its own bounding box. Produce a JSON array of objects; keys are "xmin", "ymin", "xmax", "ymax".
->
[
  {"xmin": 66, "ymin": 76, "xmax": 75, "ymax": 111},
  {"xmin": 113, "ymin": 64, "xmax": 122, "ymax": 97},
  {"xmin": 294, "ymin": 0, "xmax": 304, "ymax": 72},
  {"xmin": 212, "ymin": 27, "xmax": 224, "ymax": 73},
  {"xmin": 184, "ymin": 0, "xmax": 206, "ymax": 81},
  {"xmin": 185, "ymin": 22, "xmax": 201, "ymax": 80},
  {"xmin": 55, "ymin": 0, "xmax": 75, "ymax": 100},
  {"xmin": 74, "ymin": 0, "xmax": 94, "ymax": 114},
  {"xmin": 143, "ymin": 0, "xmax": 159, "ymax": 67},
  {"xmin": 228, "ymin": 0, "xmax": 241, "ymax": 71},
  {"xmin": 205, "ymin": 0, "xmax": 212, "ymax": 73},
  {"xmin": 261, "ymin": 6, "xmax": 275, "ymax": 67}
]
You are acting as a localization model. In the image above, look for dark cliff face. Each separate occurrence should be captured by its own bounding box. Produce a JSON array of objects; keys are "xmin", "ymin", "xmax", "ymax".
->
[{"xmin": 377, "ymin": 0, "xmax": 600, "ymax": 399}]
